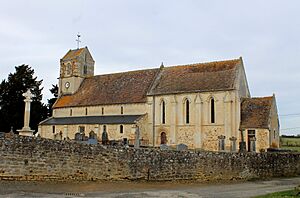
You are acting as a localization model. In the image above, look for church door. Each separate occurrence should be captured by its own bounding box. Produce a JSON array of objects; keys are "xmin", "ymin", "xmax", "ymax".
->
[{"xmin": 161, "ymin": 132, "xmax": 167, "ymax": 144}]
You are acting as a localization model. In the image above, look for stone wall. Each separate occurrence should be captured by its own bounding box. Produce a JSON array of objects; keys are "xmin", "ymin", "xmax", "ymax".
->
[{"xmin": 0, "ymin": 135, "xmax": 299, "ymax": 182}]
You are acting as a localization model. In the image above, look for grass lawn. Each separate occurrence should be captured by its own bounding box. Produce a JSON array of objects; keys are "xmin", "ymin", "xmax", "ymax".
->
[
  {"xmin": 280, "ymin": 137, "xmax": 300, "ymax": 147},
  {"xmin": 254, "ymin": 189, "xmax": 300, "ymax": 197},
  {"xmin": 281, "ymin": 146, "xmax": 300, "ymax": 152}
]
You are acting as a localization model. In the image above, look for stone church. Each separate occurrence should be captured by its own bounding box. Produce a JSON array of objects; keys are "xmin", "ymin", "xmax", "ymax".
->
[{"xmin": 39, "ymin": 47, "xmax": 280, "ymax": 152}]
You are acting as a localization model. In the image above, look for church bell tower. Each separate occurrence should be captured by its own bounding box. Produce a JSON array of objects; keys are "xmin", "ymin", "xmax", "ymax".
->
[{"xmin": 58, "ymin": 46, "xmax": 95, "ymax": 96}]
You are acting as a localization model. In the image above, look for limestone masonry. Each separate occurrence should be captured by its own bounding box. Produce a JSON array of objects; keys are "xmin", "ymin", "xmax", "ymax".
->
[
  {"xmin": 0, "ymin": 135, "xmax": 299, "ymax": 182},
  {"xmin": 39, "ymin": 47, "xmax": 280, "ymax": 152}
]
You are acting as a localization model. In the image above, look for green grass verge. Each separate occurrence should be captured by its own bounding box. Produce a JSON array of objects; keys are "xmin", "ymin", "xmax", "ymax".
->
[
  {"xmin": 280, "ymin": 137, "xmax": 300, "ymax": 147},
  {"xmin": 254, "ymin": 189, "xmax": 299, "ymax": 198},
  {"xmin": 281, "ymin": 146, "xmax": 300, "ymax": 152}
]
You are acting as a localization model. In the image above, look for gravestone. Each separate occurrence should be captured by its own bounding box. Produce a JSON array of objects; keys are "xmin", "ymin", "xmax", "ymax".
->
[
  {"xmin": 230, "ymin": 136, "xmax": 237, "ymax": 152},
  {"xmin": 218, "ymin": 135, "xmax": 226, "ymax": 151},
  {"xmin": 82, "ymin": 133, "xmax": 88, "ymax": 141},
  {"xmin": 160, "ymin": 144, "xmax": 169, "ymax": 150},
  {"xmin": 89, "ymin": 131, "xmax": 97, "ymax": 139},
  {"xmin": 88, "ymin": 130, "xmax": 97, "ymax": 145},
  {"xmin": 88, "ymin": 138, "xmax": 97, "ymax": 145},
  {"xmin": 102, "ymin": 129, "xmax": 109, "ymax": 145},
  {"xmin": 176, "ymin": 143, "xmax": 188, "ymax": 151},
  {"xmin": 75, "ymin": 132, "xmax": 82, "ymax": 141},
  {"xmin": 239, "ymin": 130, "xmax": 247, "ymax": 152}
]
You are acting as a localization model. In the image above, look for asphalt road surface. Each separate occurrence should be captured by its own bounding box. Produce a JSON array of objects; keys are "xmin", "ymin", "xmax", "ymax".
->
[{"xmin": 0, "ymin": 177, "xmax": 299, "ymax": 198}]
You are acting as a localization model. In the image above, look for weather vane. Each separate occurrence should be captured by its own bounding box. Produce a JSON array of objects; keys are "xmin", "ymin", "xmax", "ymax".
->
[{"xmin": 76, "ymin": 33, "xmax": 81, "ymax": 49}]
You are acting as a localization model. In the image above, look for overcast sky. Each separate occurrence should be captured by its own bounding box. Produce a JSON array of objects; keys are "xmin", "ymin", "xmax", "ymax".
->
[{"xmin": 0, "ymin": 0, "xmax": 299, "ymax": 135}]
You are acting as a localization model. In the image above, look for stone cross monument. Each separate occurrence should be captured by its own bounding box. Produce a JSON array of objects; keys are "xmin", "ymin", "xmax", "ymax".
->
[{"xmin": 17, "ymin": 89, "xmax": 35, "ymax": 136}]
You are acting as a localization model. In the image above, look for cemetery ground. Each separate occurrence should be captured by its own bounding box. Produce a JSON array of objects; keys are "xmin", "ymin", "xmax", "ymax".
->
[{"xmin": 0, "ymin": 177, "xmax": 299, "ymax": 197}]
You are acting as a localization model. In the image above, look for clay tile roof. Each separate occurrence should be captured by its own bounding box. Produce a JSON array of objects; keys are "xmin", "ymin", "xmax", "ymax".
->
[
  {"xmin": 54, "ymin": 68, "xmax": 160, "ymax": 108},
  {"xmin": 148, "ymin": 59, "xmax": 241, "ymax": 95},
  {"xmin": 62, "ymin": 48, "xmax": 85, "ymax": 60},
  {"xmin": 240, "ymin": 96, "xmax": 273, "ymax": 129}
]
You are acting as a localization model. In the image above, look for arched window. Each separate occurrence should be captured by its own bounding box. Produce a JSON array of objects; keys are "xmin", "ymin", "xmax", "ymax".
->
[
  {"xmin": 102, "ymin": 107, "xmax": 104, "ymax": 115},
  {"xmin": 185, "ymin": 99, "xmax": 190, "ymax": 124},
  {"xmin": 70, "ymin": 109, "xmax": 72, "ymax": 116},
  {"xmin": 211, "ymin": 98, "xmax": 215, "ymax": 123},
  {"xmin": 85, "ymin": 108, "xmax": 88, "ymax": 115},
  {"xmin": 161, "ymin": 100, "xmax": 166, "ymax": 124},
  {"xmin": 121, "ymin": 106, "xmax": 123, "ymax": 115},
  {"xmin": 120, "ymin": 125, "xmax": 123, "ymax": 134}
]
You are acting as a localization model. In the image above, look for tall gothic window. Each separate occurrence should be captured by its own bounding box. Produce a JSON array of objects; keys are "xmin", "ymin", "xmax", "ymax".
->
[
  {"xmin": 185, "ymin": 99, "xmax": 190, "ymax": 124},
  {"xmin": 211, "ymin": 98, "xmax": 215, "ymax": 123},
  {"xmin": 161, "ymin": 100, "xmax": 166, "ymax": 124}
]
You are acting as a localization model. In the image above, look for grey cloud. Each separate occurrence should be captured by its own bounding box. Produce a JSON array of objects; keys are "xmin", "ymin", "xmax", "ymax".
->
[{"xmin": 0, "ymin": 0, "xmax": 299, "ymax": 135}]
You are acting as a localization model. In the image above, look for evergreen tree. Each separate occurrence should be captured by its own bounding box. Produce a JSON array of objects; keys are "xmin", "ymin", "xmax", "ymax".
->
[
  {"xmin": 47, "ymin": 84, "xmax": 58, "ymax": 117},
  {"xmin": 0, "ymin": 64, "xmax": 48, "ymax": 132}
]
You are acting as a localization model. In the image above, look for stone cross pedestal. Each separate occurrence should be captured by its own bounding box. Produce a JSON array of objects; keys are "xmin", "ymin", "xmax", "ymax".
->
[{"xmin": 17, "ymin": 89, "xmax": 35, "ymax": 136}]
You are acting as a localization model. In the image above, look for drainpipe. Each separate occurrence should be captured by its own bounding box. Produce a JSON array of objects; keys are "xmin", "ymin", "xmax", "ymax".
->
[{"xmin": 152, "ymin": 96, "xmax": 156, "ymax": 147}]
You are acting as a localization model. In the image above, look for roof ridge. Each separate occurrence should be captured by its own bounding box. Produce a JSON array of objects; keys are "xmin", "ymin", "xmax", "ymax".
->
[
  {"xmin": 163, "ymin": 58, "xmax": 241, "ymax": 69},
  {"xmin": 246, "ymin": 96, "xmax": 273, "ymax": 99},
  {"xmin": 87, "ymin": 58, "xmax": 241, "ymax": 78},
  {"xmin": 90, "ymin": 67, "xmax": 160, "ymax": 78}
]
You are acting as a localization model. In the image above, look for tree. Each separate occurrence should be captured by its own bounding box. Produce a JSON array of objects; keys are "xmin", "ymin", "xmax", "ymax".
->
[
  {"xmin": 47, "ymin": 84, "xmax": 58, "ymax": 117},
  {"xmin": 0, "ymin": 64, "xmax": 48, "ymax": 132}
]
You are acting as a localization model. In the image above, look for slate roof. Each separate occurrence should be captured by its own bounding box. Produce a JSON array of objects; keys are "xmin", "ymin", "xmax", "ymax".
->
[
  {"xmin": 54, "ymin": 68, "xmax": 160, "ymax": 108},
  {"xmin": 40, "ymin": 115, "xmax": 144, "ymax": 125},
  {"xmin": 54, "ymin": 58, "xmax": 242, "ymax": 108},
  {"xmin": 148, "ymin": 59, "xmax": 241, "ymax": 95},
  {"xmin": 240, "ymin": 96, "xmax": 273, "ymax": 129}
]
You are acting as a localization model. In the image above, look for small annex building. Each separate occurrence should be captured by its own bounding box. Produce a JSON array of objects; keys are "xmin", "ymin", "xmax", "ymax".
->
[{"xmin": 39, "ymin": 47, "xmax": 280, "ymax": 152}]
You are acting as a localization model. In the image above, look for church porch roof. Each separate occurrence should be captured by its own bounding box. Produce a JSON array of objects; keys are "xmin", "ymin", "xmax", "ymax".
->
[{"xmin": 40, "ymin": 115, "xmax": 144, "ymax": 125}]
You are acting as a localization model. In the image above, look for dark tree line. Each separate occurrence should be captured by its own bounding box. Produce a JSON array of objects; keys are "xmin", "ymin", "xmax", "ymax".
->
[{"xmin": 0, "ymin": 64, "xmax": 57, "ymax": 133}]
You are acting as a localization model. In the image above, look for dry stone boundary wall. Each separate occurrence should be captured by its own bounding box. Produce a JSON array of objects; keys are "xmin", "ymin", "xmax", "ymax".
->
[{"xmin": 0, "ymin": 135, "xmax": 299, "ymax": 181}]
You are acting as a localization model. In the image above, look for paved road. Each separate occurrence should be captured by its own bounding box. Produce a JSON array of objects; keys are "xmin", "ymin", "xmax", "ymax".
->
[{"xmin": 0, "ymin": 177, "xmax": 299, "ymax": 198}]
